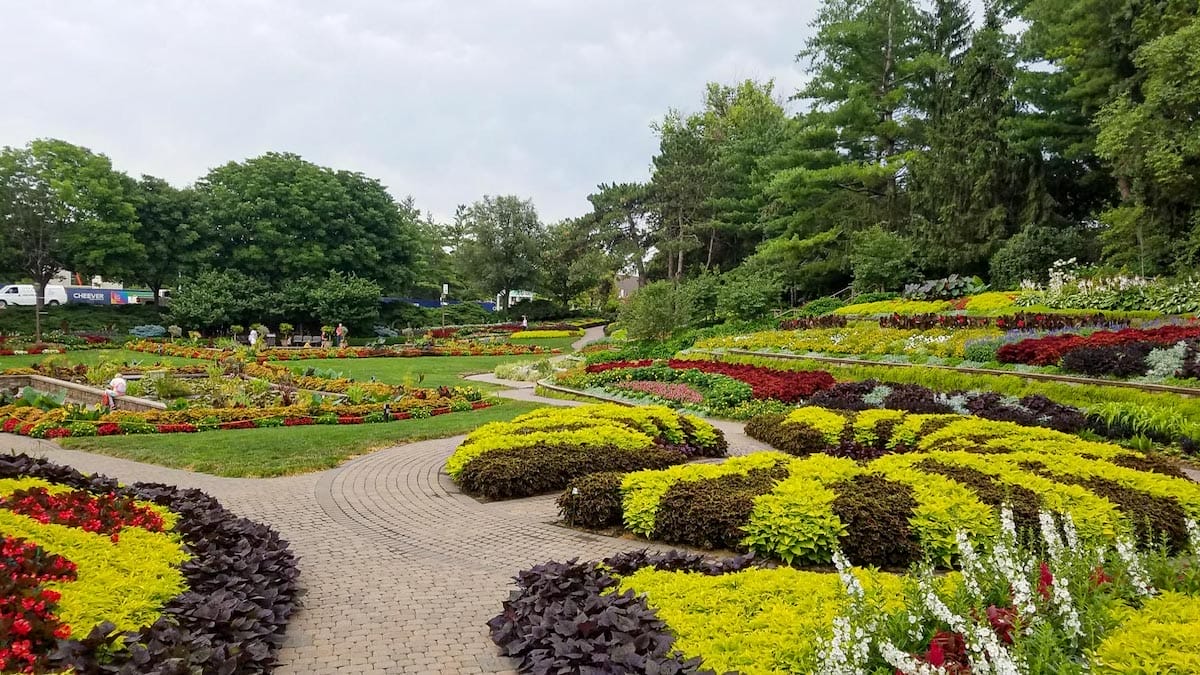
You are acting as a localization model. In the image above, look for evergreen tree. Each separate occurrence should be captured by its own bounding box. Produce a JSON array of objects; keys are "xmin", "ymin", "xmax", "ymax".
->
[{"xmin": 908, "ymin": 11, "xmax": 1025, "ymax": 276}]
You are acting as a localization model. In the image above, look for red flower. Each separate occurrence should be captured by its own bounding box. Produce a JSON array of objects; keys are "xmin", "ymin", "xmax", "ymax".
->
[
  {"xmin": 1038, "ymin": 561, "xmax": 1054, "ymax": 600},
  {"xmin": 1091, "ymin": 565, "xmax": 1113, "ymax": 587},
  {"xmin": 926, "ymin": 639, "xmax": 944, "ymax": 667}
]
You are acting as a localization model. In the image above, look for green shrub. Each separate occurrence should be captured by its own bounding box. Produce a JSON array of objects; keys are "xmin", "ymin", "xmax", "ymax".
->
[
  {"xmin": 796, "ymin": 296, "xmax": 845, "ymax": 317},
  {"xmin": 557, "ymin": 472, "xmax": 626, "ymax": 528}
]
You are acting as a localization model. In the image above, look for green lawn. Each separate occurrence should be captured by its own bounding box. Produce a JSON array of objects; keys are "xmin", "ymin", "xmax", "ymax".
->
[
  {"xmin": 0, "ymin": 349, "xmax": 209, "ymax": 370},
  {"xmin": 285, "ymin": 336, "xmax": 578, "ymax": 388},
  {"xmin": 58, "ymin": 400, "xmax": 546, "ymax": 477}
]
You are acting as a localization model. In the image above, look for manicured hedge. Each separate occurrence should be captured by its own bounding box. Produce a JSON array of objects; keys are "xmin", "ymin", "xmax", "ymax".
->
[
  {"xmin": 446, "ymin": 404, "xmax": 726, "ymax": 500},
  {"xmin": 0, "ymin": 454, "xmax": 298, "ymax": 673}
]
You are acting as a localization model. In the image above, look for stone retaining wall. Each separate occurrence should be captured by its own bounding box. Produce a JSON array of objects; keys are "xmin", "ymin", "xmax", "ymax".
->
[{"xmin": 0, "ymin": 374, "xmax": 166, "ymax": 411}]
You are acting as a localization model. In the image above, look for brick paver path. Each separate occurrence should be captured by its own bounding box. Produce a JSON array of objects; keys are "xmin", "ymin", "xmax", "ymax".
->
[{"xmin": 0, "ymin": 325, "xmax": 774, "ymax": 673}]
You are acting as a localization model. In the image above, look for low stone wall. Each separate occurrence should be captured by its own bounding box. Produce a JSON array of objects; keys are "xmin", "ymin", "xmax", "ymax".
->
[{"xmin": 0, "ymin": 375, "xmax": 166, "ymax": 411}]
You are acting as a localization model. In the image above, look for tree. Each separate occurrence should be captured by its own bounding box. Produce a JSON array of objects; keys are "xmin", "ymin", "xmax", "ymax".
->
[
  {"xmin": 127, "ymin": 176, "xmax": 202, "ymax": 304},
  {"xmin": 649, "ymin": 112, "xmax": 713, "ymax": 282},
  {"xmin": 309, "ymin": 271, "xmax": 382, "ymax": 330},
  {"xmin": 618, "ymin": 281, "xmax": 692, "ymax": 341},
  {"xmin": 798, "ymin": 0, "xmax": 926, "ymax": 230},
  {"xmin": 538, "ymin": 219, "xmax": 610, "ymax": 310},
  {"xmin": 0, "ymin": 148, "xmax": 75, "ymax": 342},
  {"xmin": 698, "ymin": 80, "xmax": 790, "ymax": 271},
  {"xmin": 1095, "ymin": 15, "xmax": 1200, "ymax": 274},
  {"xmin": 908, "ymin": 12, "xmax": 1025, "ymax": 276},
  {"xmin": 0, "ymin": 140, "xmax": 139, "ymax": 342},
  {"xmin": 24, "ymin": 139, "xmax": 141, "ymax": 280},
  {"xmin": 166, "ymin": 269, "xmax": 267, "ymax": 332},
  {"xmin": 453, "ymin": 195, "xmax": 544, "ymax": 310},
  {"xmin": 849, "ymin": 225, "xmax": 918, "ymax": 292},
  {"xmin": 196, "ymin": 152, "xmax": 423, "ymax": 291},
  {"xmin": 586, "ymin": 182, "xmax": 653, "ymax": 286}
]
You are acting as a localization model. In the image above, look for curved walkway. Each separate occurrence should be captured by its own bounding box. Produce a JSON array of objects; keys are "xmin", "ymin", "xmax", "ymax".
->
[{"xmin": 1, "ymin": 323, "xmax": 759, "ymax": 674}]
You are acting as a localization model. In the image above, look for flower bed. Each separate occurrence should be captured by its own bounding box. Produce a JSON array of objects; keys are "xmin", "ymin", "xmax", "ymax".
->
[
  {"xmin": 833, "ymin": 299, "xmax": 953, "ymax": 316},
  {"xmin": 564, "ymin": 359, "xmax": 836, "ymax": 416},
  {"xmin": 997, "ymin": 324, "xmax": 1200, "ymax": 367},
  {"xmin": 695, "ymin": 325, "xmax": 1002, "ymax": 360},
  {"xmin": 561, "ymin": 409, "xmax": 1199, "ymax": 567},
  {"xmin": 613, "ymin": 380, "xmax": 705, "ymax": 405},
  {"xmin": 494, "ymin": 534, "xmax": 1200, "ymax": 675},
  {"xmin": 445, "ymin": 404, "xmax": 726, "ymax": 500},
  {"xmin": 1, "ymin": 398, "xmax": 492, "ymax": 439},
  {"xmin": 879, "ymin": 311, "xmax": 1127, "ymax": 331},
  {"xmin": 125, "ymin": 339, "xmax": 556, "ymax": 361},
  {"xmin": 0, "ymin": 454, "xmax": 297, "ymax": 672}
]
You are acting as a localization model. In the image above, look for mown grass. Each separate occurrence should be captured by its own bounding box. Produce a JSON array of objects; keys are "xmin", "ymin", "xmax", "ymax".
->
[
  {"xmin": 0, "ymin": 349, "xmax": 209, "ymax": 370},
  {"xmin": 284, "ymin": 336, "xmax": 578, "ymax": 388},
  {"xmin": 58, "ymin": 400, "xmax": 546, "ymax": 477}
]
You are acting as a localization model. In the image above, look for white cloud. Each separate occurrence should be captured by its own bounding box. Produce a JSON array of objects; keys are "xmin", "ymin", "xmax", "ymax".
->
[{"xmin": 0, "ymin": 0, "xmax": 819, "ymax": 221}]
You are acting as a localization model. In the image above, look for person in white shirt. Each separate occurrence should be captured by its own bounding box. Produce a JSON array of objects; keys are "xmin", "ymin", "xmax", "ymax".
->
[
  {"xmin": 103, "ymin": 374, "xmax": 127, "ymax": 410},
  {"xmin": 248, "ymin": 327, "xmax": 259, "ymax": 348}
]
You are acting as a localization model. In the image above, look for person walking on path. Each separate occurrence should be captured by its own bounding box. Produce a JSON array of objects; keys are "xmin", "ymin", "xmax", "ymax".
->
[
  {"xmin": 521, "ymin": 315, "xmax": 528, "ymax": 329},
  {"xmin": 335, "ymin": 323, "xmax": 348, "ymax": 348}
]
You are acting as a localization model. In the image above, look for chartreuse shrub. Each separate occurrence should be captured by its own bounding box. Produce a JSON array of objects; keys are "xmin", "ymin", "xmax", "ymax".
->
[
  {"xmin": 739, "ymin": 455, "xmax": 861, "ymax": 564},
  {"xmin": 448, "ymin": 404, "xmax": 726, "ymax": 499},
  {"xmin": 1092, "ymin": 592, "xmax": 1200, "ymax": 673},
  {"xmin": 618, "ymin": 566, "xmax": 908, "ymax": 675}
]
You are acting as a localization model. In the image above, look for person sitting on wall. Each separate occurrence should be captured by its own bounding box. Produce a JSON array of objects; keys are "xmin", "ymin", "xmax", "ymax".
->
[{"xmin": 102, "ymin": 373, "xmax": 127, "ymax": 410}]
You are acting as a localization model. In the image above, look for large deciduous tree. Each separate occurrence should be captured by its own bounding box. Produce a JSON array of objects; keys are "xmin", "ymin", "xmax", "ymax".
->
[
  {"xmin": 196, "ymin": 152, "xmax": 423, "ymax": 291},
  {"xmin": 452, "ymin": 195, "xmax": 544, "ymax": 310},
  {"xmin": 0, "ymin": 140, "xmax": 139, "ymax": 341},
  {"xmin": 127, "ymin": 176, "xmax": 202, "ymax": 304}
]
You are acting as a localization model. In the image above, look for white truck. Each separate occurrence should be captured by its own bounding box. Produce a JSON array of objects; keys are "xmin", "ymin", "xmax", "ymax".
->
[{"xmin": 0, "ymin": 284, "xmax": 69, "ymax": 307}]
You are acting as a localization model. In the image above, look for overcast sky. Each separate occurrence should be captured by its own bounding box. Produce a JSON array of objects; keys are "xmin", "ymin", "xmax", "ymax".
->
[{"xmin": 1, "ymin": 1, "xmax": 819, "ymax": 222}]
